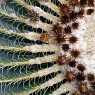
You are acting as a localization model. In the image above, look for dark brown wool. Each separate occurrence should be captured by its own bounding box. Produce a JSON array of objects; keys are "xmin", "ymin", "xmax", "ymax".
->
[
  {"xmin": 69, "ymin": 36, "xmax": 77, "ymax": 44},
  {"xmin": 77, "ymin": 64, "xmax": 86, "ymax": 72},
  {"xmin": 62, "ymin": 44, "xmax": 69, "ymax": 51},
  {"xmin": 53, "ymin": 24, "xmax": 65, "ymax": 43},
  {"xmin": 80, "ymin": 0, "xmax": 87, "ymax": 6},
  {"xmin": 69, "ymin": 11, "xmax": 78, "ymax": 21},
  {"xmin": 56, "ymin": 36, "xmax": 65, "ymax": 43},
  {"xmin": 71, "ymin": 50, "xmax": 80, "ymax": 58},
  {"xmin": 87, "ymin": 74, "xmax": 94, "ymax": 81},
  {"xmin": 68, "ymin": 60, "xmax": 76, "ymax": 67},
  {"xmin": 76, "ymin": 72, "xmax": 85, "ymax": 81},
  {"xmin": 87, "ymin": 9, "xmax": 94, "ymax": 15},
  {"xmin": 88, "ymin": 0, "xmax": 94, "ymax": 7},
  {"xmin": 72, "ymin": 22, "xmax": 79, "ymax": 29},
  {"xmin": 52, "ymin": 24, "xmax": 62, "ymax": 34},
  {"xmin": 64, "ymin": 25, "xmax": 72, "ymax": 34},
  {"xmin": 61, "ymin": 15, "xmax": 70, "ymax": 24}
]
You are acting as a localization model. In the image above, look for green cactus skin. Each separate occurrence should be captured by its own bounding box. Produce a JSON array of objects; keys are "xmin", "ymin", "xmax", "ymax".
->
[{"xmin": 0, "ymin": 0, "xmax": 65, "ymax": 95}]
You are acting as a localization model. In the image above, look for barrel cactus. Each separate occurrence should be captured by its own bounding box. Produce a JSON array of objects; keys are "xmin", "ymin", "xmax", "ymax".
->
[{"xmin": 0, "ymin": 0, "xmax": 95, "ymax": 95}]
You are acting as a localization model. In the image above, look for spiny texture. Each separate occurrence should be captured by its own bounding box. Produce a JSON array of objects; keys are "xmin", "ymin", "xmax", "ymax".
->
[
  {"xmin": 0, "ymin": 0, "xmax": 95, "ymax": 95},
  {"xmin": 0, "ymin": 0, "xmax": 63, "ymax": 95}
]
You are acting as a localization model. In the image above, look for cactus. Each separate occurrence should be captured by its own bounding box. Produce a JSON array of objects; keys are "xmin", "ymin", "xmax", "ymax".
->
[{"xmin": 0, "ymin": 0, "xmax": 95, "ymax": 95}]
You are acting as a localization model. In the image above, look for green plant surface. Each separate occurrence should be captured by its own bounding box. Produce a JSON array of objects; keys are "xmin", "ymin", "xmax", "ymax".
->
[{"xmin": 0, "ymin": 0, "xmax": 67, "ymax": 95}]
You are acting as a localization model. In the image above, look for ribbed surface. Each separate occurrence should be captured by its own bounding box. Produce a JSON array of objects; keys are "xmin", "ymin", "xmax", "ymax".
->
[{"xmin": 0, "ymin": 0, "xmax": 69, "ymax": 95}]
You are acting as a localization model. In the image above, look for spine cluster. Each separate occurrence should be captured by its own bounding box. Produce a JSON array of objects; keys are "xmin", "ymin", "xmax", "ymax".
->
[{"xmin": 51, "ymin": 0, "xmax": 95, "ymax": 94}]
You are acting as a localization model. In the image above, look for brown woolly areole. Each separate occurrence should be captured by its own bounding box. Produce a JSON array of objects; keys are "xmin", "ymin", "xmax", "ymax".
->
[{"xmin": 49, "ymin": 0, "xmax": 95, "ymax": 94}]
